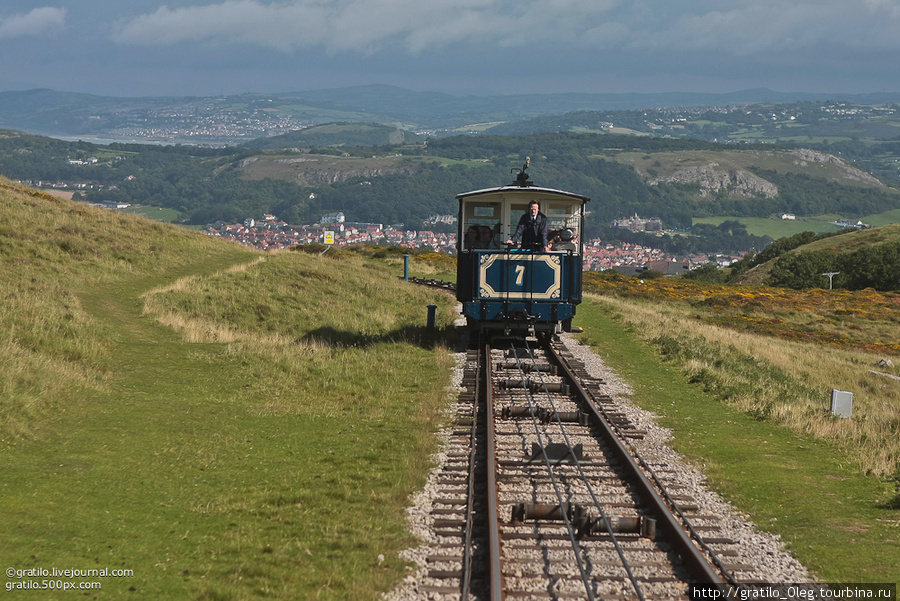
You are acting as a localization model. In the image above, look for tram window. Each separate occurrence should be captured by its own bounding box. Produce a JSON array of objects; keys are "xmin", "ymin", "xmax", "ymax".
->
[
  {"xmin": 508, "ymin": 201, "xmax": 580, "ymax": 246},
  {"xmin": 508, "ymin": 204, "xmax": 528, "ymax": 241},
  {"xmin": 545, "ymin": 203, "xmax": 581, "ymax": 251},
  {"xmin": 464, "ymin": 225, "xmax": 480, "ymax": 250},
  {"xmin": 463, "ymin": 202, "xmax": 500, "ymax": 250}
]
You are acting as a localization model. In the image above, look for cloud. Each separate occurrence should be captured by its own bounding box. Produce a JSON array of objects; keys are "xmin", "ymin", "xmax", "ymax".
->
[
  {"xmin": 633, "ymin": 1, "xmax": 900, "ymax": 54},
  {"xmin": 108, "ymin": 0, "xmax": 900, "ymax": 58},
  {"xmin": 0, "ymin": 6, "xmax": 66, "ymax": 39},
  {"xmin": 110, "ymin": 0, "xmax": 620, "ymax": 53}
]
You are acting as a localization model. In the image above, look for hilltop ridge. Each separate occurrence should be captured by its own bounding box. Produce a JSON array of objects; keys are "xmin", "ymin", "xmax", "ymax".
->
[
  {"xmin": 3, "ymin": 86, "xmax": 900, "ymax": 145},
  {"xmin": 734, "ymin": 223, "xmax": 900, "ymax": 290}
]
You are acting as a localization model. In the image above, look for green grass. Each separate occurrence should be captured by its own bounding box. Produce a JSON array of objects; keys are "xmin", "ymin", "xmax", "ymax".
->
[
  {"xmin": 694, "ymin": 210, "xmax": 900, "ymax": 239},
  {"xmin": 123, "ymin": 205, "xmax": 183, "ymax": 222},
  {"xmin": 863, "ymin": 209, "xmax": 900, "ymax": 228},
  {"xmin": 0, "ymin": 180, "xmax": 458, "ymax": 600},
  {"xmin": 693, "ymin": 215, "xmax": 843, "ymax": 237},
  {"xmin": 10, "ymin": 172, "xmax": 900, "ymax": 592},
  {"xmin": 574, "ymin": 299, "xmax": 900, "ymax": 583}
]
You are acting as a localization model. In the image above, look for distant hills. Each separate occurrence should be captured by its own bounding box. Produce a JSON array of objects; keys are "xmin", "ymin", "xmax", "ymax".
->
[
  {"xmin": 2, "ymin": 126, "xmax": 899, "ymax": 258},
  {"xmin": 3, "ymin": 85, "xmax": 900, "ymax": 145},
  {"xmin": 2, "ymin": 84, "xmax": 900, "ymax": 258}
]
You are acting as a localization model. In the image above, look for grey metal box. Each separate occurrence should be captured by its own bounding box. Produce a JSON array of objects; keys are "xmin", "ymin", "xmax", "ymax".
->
[{"xmin": 830, "ymin": 389, "xmax": 853, "ymax": 418}]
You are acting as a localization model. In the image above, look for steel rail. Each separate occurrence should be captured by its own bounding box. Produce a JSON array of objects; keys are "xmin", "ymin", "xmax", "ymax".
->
[
  {"xmin": 483, "ymin": 342, "xmax": 505, "ymax": 601},
  {"xmin": 545, "ymin": 341, "xmax": 732, "ymax": 593},
  {"xmin": 460, "ymin": 350, "xmax": 481, "ymax": 600},
  {"xmin": 519, "ymin": 339, "xmax": 646, "ymax": 601},
  {"xmin": 569, "ymin": 348, "xmax": 745, "ymax": 590},
  {"xmin": 508, "ymin": 340, "xmax": 600, "ymax": 601}
]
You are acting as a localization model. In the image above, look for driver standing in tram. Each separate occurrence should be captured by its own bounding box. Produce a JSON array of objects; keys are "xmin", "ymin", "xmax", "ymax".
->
[{"xmin": 507, "ymin": 200, "xmax": 550, "ymax": 252}]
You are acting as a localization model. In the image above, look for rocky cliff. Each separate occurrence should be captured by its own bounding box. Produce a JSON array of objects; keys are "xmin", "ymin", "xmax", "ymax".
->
[{"xmin": 651, "ymin": 163, "xmax": 779, "ymax": 198}]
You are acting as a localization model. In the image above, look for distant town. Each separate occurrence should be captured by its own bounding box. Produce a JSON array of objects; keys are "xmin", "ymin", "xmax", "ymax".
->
[
  {"xmin": 203, "ymin": 212, "xmax": 740, "ymax": 275},
  {"xmin": 10, "ymin": 92, "xmax": 898, "ymax": 147}
]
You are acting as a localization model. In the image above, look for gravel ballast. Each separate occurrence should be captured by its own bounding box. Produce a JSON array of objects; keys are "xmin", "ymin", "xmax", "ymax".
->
[{"xmin": 384, "ymin": 332, "xmax": 812, "ymax": 600}]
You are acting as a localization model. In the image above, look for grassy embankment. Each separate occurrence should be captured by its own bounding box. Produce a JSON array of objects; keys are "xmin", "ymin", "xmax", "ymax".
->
[
  {"xmin": 693, "ymin": 212, "xmax": 900, "ymax": 238},
  {"xmin": 692, "ymin": 215, "xmax": 843, "ymax": 237},
  {"xmin": 0, "ymin": 178, "xmax": 458, "ymax": 600},
  {"xmin": 7, "ymin": 171, "xmax": 899, "ymax": 591},
  {"xmin": 577, "ymin": 272, "xmax": 900, "ymax": 582}
]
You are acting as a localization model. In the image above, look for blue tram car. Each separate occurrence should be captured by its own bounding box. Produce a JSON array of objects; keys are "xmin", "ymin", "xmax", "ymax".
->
[{"xmin": 456, "ymin": 160, "xmax": 590, "ymax": 337}]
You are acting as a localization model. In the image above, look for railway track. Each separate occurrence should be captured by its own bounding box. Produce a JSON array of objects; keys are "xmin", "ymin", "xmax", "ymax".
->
[
  {"xmin": 389, "ymin": 275, "xmax": 813, "ymax": 600},
  {"xmin": 401, "ymin": 335, "xmax": 761, "ymax": 601}
]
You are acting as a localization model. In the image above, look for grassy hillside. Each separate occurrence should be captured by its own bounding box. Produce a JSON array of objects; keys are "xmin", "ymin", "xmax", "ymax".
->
[
  {"xmin": 0, "ymin": 178, "xmax": 251, "ymax": 437},
  {"xmin": 239, "ymin": 151, "xmax": 426, "ymax": 187},
  {"xmin": 614, "ymin": 147, "xmax": 885, "ymax": 190},
  {"xmin": 791, "ymin": 222, "xmax": 900, "ymax": 253},
  {"xmin": 244, "ymin": 122, "xmax": 421, "ymax": 149},
  {"xmin": 738, "ymin": 223, "xmax": 900, "ymax": 287},
  {"xmin": 693, "ymin": 215, "xmax": 843, "ymax": 237},
  {"xmin": 579, "ymin": 274, "xmax": 900, "ymax": 581},
  {"xmin": 0, "ymin": 179, "xmax": 458, "ymax": 600}
]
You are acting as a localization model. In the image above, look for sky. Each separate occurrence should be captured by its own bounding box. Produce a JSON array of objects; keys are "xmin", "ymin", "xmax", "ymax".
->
[{"xmin": 1, "ymin": 0, "xmax": 899, "ymax": 98}]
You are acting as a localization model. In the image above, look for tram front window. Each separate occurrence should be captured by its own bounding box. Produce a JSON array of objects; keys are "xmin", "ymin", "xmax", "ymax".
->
[{"xmin": 463, "ymin": 202, "xmax": 501, "ymax": 250}]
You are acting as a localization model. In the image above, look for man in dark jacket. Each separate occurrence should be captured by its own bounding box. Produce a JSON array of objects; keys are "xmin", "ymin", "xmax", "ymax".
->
[{"xmin": 507, "ymin": 200, "xmax": 550, "ymax": 251}]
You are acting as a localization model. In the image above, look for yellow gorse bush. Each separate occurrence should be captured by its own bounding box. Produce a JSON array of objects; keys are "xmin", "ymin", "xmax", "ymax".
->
[{"xmin": 584, "ymin": 271, "xmax": 900, "ymax": 355}]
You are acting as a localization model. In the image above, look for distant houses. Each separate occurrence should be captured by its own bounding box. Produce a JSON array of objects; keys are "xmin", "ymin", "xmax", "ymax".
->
[
  {"xmin": 204, "ymin": 218, "xmax": 456, "ymax": 253},
  {"xmin": 612, "ymin": 213, "xmax": 664, "ymax": 232},
  {"xmin": 207, "ymin": 213, "xmax": 731, "ymax": 274},
  {"xmin": 581, "ymin": 240, "xmax": 715, "ymax": 273},
  {"xmin": 835, "ymin": 219, "xmax": 869, "ymax": 229}
]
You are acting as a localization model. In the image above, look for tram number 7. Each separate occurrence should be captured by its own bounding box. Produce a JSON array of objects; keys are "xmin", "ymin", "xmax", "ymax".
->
[{"xmin": 515, "ymin": 264, "xmax": 525, "ymax": 286}]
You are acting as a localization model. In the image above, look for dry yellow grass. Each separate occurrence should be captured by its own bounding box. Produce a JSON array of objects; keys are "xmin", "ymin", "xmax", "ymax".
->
[{"xmin": 593, "ymin": 293, "xmax": 900, "ymax": 477}]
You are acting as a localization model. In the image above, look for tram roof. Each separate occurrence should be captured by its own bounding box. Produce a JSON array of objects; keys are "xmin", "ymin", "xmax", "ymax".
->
[{"xmin": 456, "ymin": 184, "xmax": 590, "ymax": 203}]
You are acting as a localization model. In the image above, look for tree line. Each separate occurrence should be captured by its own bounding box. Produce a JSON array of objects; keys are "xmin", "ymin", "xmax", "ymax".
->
[
  {"xmin": 0, "ymin": 129, "xmax": 898, "ymax": 259},
  {"xmin": 684, "ymin": 228, "xmax": 900, "ymax": 292}
]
